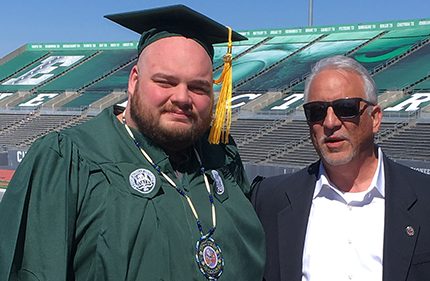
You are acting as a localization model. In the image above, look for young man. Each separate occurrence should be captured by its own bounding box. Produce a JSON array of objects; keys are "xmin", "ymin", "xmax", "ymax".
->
[
  {"xmin": 0, "ymin": 5, "xmax": 265, "ymax": 280},
  {"xmin": 252, "ymin": 55, "xmax": 430, "ymax": 281}
]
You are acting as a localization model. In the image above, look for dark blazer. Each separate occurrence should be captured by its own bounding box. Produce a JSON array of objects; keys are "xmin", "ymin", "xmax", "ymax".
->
[{"xmin": 252, "ymin": 155, "xmax": 430, "ymax": 281}]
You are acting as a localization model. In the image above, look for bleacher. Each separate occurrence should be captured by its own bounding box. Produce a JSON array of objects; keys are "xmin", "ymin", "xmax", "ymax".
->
[
  {"xmin": 372, "ymin": 42, "xmax": 430, "ymax": 89},
  {"xmin": 0, "ymin": 51, "xmax": 51, "ymax": 81},
  {"xmin": 37, "ymin": 49, "xmax": 137, "ymax": 92},
  {"xmin": 1, "ymin": 17, "xmax": 430, "ymax": 172},
  {"xmin": 230, "ymin": 117, "xmax": 278, "ymax": 144},
  {"xmin": 236, "ymin": 119, "xmax": 310, "ymax": 163},
  {"xmin": 84, "ymin": 63, "xmax": 135, "ymax": 92},
  {"xmin": 0, "ymin": 113, "xmax": 31, "ymax": 131},
  {"xmin": 378, "ymin": 122, "xmax": 430, "ymax": 161},
  {"xmin": 415, "ymin": 78, "xmax": 430, "ymax": 90},
  {"xmin": 0, "ymin": 113, "xmax": 82, "ymax": 149},
  {"xmin": 237, "ymin": 39, "xmax": 362, "ymax": 92}
]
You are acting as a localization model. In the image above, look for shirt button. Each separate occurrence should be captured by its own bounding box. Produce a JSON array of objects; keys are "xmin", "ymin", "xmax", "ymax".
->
[
  {"xmin": 349, "ymin": 274, "xmax": 353, "ymax": 279},
  {"xmin": 348, "ymin": 205, "xmax": 353, "ymax": 211},
  {"xmin": 348, "ymin": 239, "xmax": 352, "ymax": 244}
]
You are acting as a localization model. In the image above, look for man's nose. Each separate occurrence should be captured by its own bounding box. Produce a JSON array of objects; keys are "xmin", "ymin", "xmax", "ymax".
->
[
  {"xmin": 170, "ymin": 84, "xmax": 192, "ymax": 105},
  {"xmin": 323, "ymin": 106, "xmax": 342, "ymax": 128}
]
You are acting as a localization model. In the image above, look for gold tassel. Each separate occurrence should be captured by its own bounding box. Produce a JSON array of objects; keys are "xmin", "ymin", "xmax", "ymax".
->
[{"xmin": 209, "ymin": 26, "xmax": 233, "ymax": 144}]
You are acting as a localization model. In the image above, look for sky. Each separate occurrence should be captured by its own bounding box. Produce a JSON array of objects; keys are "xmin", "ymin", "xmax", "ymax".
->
[{"xmin": 1, "ymin": 0, "xmax": 430, "ymax": 59}]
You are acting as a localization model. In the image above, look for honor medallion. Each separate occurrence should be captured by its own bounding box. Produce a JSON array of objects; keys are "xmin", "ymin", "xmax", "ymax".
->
[{"xmin": 196, "ymin": 237, "xmax": 224, "ymax": 280}]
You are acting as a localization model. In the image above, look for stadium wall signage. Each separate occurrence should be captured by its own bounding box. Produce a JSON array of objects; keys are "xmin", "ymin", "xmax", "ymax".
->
[
  {"xmin": 27, "ymin": 41, "xmax": 136, "ymax": 52},
  {"xmin": 0, "ymin": 150, "xmax": 27, "ymax": 171},
  {"xmin": 2, "ymin": 56, "xmax": 84, "ymax": 86},
  {"xmin": 239, "ymin": 18, "xmax": 430, "ymax": 38},
  {"xmin": 384, "ymin": 93, "xmax": 430, "ymax": 112},
  {"xmin": 22, "ymin": 19, "xmax": 430, "ymax": 54},
  {"xmin": 230, "ymin": 92, "xmax": 430, "ymax": 113}
]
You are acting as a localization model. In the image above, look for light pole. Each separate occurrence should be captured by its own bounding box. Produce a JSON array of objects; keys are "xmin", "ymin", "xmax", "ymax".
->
[{"xmin": 308, "ymin": 0, "xmax": 313, "ymax": 26}]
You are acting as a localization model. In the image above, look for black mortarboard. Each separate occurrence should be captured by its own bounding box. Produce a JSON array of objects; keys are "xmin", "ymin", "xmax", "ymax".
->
[{"xmin": 104, "ymin": 4, "xmax": 247, "ymax": 60}]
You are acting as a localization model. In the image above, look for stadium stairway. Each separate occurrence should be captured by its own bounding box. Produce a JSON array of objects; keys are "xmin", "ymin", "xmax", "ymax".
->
[
  {"xmin": 233, "ymin": 34, "xmax": 328, "ymax": 92},
  {"xmin": 213, "ymin": 36, "xmax": 273, "ymax": 73}
]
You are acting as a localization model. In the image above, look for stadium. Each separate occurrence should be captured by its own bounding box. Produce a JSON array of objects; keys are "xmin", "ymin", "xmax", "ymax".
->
[{"xmin": 1, "ymin": 16, "xmax": 430, "ymax": 200}]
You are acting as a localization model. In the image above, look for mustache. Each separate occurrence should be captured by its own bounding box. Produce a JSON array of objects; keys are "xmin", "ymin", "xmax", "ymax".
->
[
  {"xmin": 162, "ymin": 104, "xmax": 195, "ymax": 117},
  {"xmin": 321, "ymin": 133, "xmax": 351, "ymax": 143}
]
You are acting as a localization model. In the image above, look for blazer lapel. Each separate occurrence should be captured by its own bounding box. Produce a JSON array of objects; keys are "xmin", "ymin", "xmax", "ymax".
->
[
  {"xmin": 278, "ymin": 163, "xmax": 319, "ymax": 281},
  {"xmin": 383, "ymin": 157, "xmax": 419, "ymax": 281}
]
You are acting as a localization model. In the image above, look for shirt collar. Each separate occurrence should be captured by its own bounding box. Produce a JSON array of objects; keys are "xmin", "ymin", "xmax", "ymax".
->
[
  {"xmin": 314, "ymin": 147, "xmax": 385, "ymax": 199},
  {"xmin": 373, "ymin": 147, "xmax": 385, "ymax": 197}
]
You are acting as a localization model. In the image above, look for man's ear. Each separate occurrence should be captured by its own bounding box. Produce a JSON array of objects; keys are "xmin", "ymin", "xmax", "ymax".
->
[
  {"xmin": 128, "ymin": 64, "xmax": 139, "ymax": 97},
  {"xmin": 371, "ymin": 104, "xmax": 383, "ymax": 135}
]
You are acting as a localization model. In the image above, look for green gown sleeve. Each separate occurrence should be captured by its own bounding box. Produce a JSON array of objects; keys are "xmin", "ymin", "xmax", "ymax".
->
[
  {"xmin": 223, "ymin": 135, "xmax": 251, "ymax": 196},
  {"xmin": 0, "ymin": 132, "xmax": 90, "ymax": 281}
]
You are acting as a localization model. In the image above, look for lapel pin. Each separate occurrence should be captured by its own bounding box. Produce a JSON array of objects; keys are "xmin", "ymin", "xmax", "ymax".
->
[
  {"xmin": 405, "ymin": 226, "xmax": 415, "ymax": 236},
  {"xmin": 211, "ymin": 170, "xmax": 225, "ymax": 195}
]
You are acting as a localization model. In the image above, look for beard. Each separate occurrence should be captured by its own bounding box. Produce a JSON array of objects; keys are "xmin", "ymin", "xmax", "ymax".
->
[
  {"xmin": 319, "ymin": 145, "xmax": 356, "ymax": 166},
  {"xmin": 314, "ymin": 135, "xmax": 356, "ymax": 166},
  {"xmin": 129, "ymin": 83, "xmax": 212, "ymax": 152}
]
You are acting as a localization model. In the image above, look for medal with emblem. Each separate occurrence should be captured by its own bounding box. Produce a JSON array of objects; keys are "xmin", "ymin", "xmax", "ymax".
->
[
  {"xmin": 196, "ymin": 236, "xmax": 224, "ymax": 279},
  {"xmin": 129, "ymin": 168, "xmax": 156, "ymax": 194}
]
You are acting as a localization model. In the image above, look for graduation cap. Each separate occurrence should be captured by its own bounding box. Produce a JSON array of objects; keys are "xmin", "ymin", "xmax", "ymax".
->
[
  {"xmin": 104, "ymin": 4, "xmax": 247, "ymax": 60},
  {"xmin": 105, "ymin": 5, "xmax": 246, "ymax": 144}
]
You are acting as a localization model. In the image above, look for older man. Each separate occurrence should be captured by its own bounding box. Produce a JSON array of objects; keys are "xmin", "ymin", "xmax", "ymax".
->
[
  {"xmin": 252, "ymin": 55, "xmax": 430, "ymax": 281},
  {"xmin": 0, "ymin": 5, "xmax": 265, "ymax": 280}
]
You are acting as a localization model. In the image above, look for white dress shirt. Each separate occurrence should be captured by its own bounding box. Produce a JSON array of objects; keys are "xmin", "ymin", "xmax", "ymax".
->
[{"xmin": 302, "ymin": 148, "xmax": 385, "ymax": 281}]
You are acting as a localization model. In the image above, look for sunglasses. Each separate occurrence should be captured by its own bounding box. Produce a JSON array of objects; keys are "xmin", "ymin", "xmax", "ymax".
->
[{"xmin": 303, "ymin": 97, "xmax": 375, "ymax": 123}]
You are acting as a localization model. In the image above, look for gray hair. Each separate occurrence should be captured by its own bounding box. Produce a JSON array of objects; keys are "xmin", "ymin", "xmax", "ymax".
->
[{"xmin": 303, "ymin": 55, "xmax": 378, "ymax": 104}]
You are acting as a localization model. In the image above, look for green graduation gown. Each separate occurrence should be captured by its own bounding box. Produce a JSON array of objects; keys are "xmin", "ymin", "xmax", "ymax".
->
[{"xmin": 0, "ymin": 106, "xmax": 265, "ymax": 280}]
